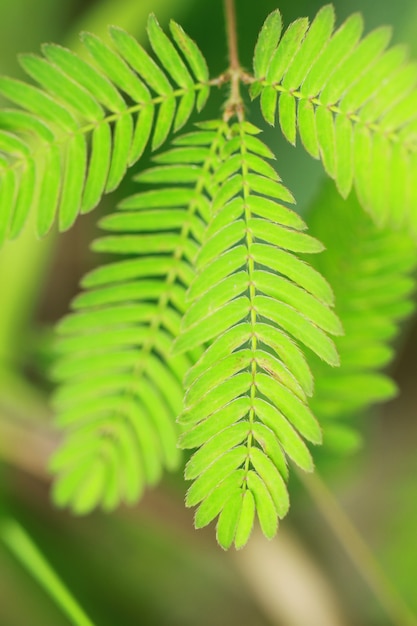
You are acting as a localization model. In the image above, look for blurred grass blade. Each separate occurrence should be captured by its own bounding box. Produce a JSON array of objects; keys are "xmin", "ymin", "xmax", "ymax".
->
[{"xmin": 0, "ymin": 516, "xmax": 96, "ymax": 626}]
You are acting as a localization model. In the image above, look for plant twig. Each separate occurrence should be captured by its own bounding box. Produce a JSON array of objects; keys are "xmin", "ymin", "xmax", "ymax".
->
[
  {"xmin": 224, "ymin": 0, "xmax": 239, "ymax": 71},
  {"xmin": 298, "ymin": 469, "xmax": 417, "ymax": 626},
  {"xmin": 223, "ymin": 0, "xmax": 244, "ymax": 121}
]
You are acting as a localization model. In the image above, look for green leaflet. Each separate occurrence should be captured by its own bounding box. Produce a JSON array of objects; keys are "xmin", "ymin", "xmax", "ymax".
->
[
  {"xmin": 0, "ymin": 19, "xmax": 211, "ymax": 241},
  {"xmin": 169, "ymin": 20, "xmax": 209, "ymax": 85},
  {"xmin": 282, "ymin": 4, "xmax": 335, "ymax": 91},
  {"xmin": 81, "ymin": 123, "xmax": 111, "ymax": 214},
  {"xmin": 175, "ymin": 121, "xmax": 339, "ymax": 549},
  {"xmin": 301, "ymin": 12, "xmax": 364, "ymax": 97},
  {"xmin": 109, "ymin": 26, "xmax": 173, "ymax": 96},
  {"xmin": 253, "ymin": 9, "xmax": 283, "ymax": 80},
  {"xmin": 257, "ymin": 6, "xmax": 417, "ymax": 234},
  {"xmin": 147, "ymin": 14, "xmax": 194, "ymax": 89},
  {"xmin": 18, "ymin": 53, "xmax": 104, "ymax": 121},
  {"xmin": 51, "ymin": 125, "xmax": 226, "ymax": 513}
]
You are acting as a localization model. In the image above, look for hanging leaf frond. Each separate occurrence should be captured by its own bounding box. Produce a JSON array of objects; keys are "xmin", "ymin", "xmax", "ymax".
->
[
  {"xmin": 49, "ymin": 124, "xmax": 224, "ymax": 514},
  {"xmin": 0, "ymin": 16, "xmax": 210, "ymax": 245},
  {"xmin": 254, "ymin": 4, "xmax": 417, "ymax": 233},
  {"xmin": 306, "ymin": 181, "xmax": 417, "ymax": 454},
  {"xmin": 173, "ymin": 121, "xmax": 342, "ymax": 549}
]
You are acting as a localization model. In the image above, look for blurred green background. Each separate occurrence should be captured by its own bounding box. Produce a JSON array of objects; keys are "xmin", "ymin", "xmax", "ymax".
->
[{"xmin": 0, "ymin": 0, "xmax": 417, "ymax": 625}]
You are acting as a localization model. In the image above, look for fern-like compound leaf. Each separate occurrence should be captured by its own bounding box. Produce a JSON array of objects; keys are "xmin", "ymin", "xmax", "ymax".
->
[
  {"xmin": 50, "ymin": 126, "xmax": 224, "ymax": 514},
  {"xmin": 0, "ymin": 17, "xmax": 210, "ymax": 244},
  {"xmin": 174, "ymin": 121, "xmax": 341, "ymax": 549},
  {"xmin": 306, "ymin": 182, "xmax": 417, "ymax": 454},
  {"xmin": 254, "ymin": 4, "xmax": 417, "ymax": 234}
]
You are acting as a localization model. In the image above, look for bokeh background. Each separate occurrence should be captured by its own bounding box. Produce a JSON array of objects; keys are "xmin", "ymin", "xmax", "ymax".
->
[{"xmin": 0, "ymin": 0, "xmax": 417, "ymax": 624}]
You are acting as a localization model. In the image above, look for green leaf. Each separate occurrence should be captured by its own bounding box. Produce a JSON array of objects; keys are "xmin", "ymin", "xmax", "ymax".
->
[
  {"xmin": 169, "ymin": 20, "xmax": 209, "ymax": 83},
  {"xmin": 187, "ymin": 246, "xmax": 246, "ymax": 300},
  {"xmin": 256, "ymin": 295, "xmax": 339, "ymax": 365},
  {"xmin": 265, "ymin": 18, "xmax": 309, "ymax": 86},
  {"xmin": 105, "ymin": 114, "xmax": 133, "ymax": 192},
  {"xmin": 81, "ymin": 32, "xmax": 150, "ymax": 102},
  {"xmin": 253, "ymin": 269, "xmax": 342, "ymax": 335},
  {"xmin": 101, "ymin": 209, "xmax": 187, "ymax": 233},
  {"xmin": 246, "ymin": 470, "xmax": 278, "ymax": 539},
  {"xmin": 197, "ymin": 85, "xmax": 210, "ymax": 112},
  {"xmin": 334, "ymin": 114, "xmax": 353, "ymax": 198},
  {"xmin": 255, "ymin": 349, "xmax": 306, "ymax": 402},
  {"xmin": 216, "ymin": 491, "xmax": 243, "ymax": 550},
  {"xmin": 306, "ymin": 181, "xmax": 416, "ymax": 453},
  {"xmin": 186, "ymin": 447, "xmax": 247, "ymax": 507},
  {"xmin": 109, "ymin": 26, "xmax": 172, "ymax": 95},
  {"xmin": 0, "ymin": 108, "xmax": 54, "ymax": 140},
  {"xmin": 282, "ymin": 4, "xmax": 335, "ymax": 90},
  {"xmin": 147, "ymin": 14, "xmax": 194, "ymax": 89},
  {"xmin": 59, "ymin": 134, "xmax": 87, "ymax": 231},
  {"xmin": 253, "ymin": 9, "xmax": 283, "ymax": 79},
  {"xmin": 297, "ymin": 99, "xmax": 319, "ymax": 158},
  {"xmin": 255, "ymin": 399, "xmax": 314, "ymax": 471},
  {"xmin": 180, "ymin": 399, "xmax": 251, "ymax": 449},
  {"xmin": 185, "ymin": 351, "xmax": 252, "ymax": 407},
  {"xmin": 252, "ymin": 243, "xmax": 334, "ymax": 304},
  {"xmin": 152, "ymin": 96, "xmax": 176, "ymax": 150},
  {"xmin": 43, "ymin": 43, "xmax": 126, "ymax": 111},
  {"xmin": 184, "ymin": 324, "xmax": 251, "ymax": 387},
  {"xmin": 10, "ymin": 157, "xmax": 36, "ymax": 238},
  {"xmin": 256, "ymin": 323, "xmax": 314, "ymax": 397},
  {"xmin": 0, "ymin": 76, "xmax": 76, "ymax": 130},
  {"xmin": 181, "ymin": 373, "xmax": 252, "ymax": 427},
  {"xmin": 353, "ymin": 124, "xmax": 372, "ymax": 212},
  {"xmin": 194, "ymin": 471, "xmax": 245, "ymax": 528},
  {"xmin": 174, "ymin": 90, "xmax": 195, "ymax": 132},
  {"xmin": 185, "ymin": 423, "xmax": 249, "ymax": 480},
  {"xmin": 72, "ymin": 459, "xmax": 106, "ymax": 515},
  {"xmin": 36, "ymin": 143, "xmax": 61, "ymax": 237},
  {"xmin": 279, "ymin": 91, "xmax": 297, "ymax": 145},
  {"xmin": 52, "ymin": 126, "xmax": 223, "ymax": 514},
  {"xmin": 246, "ymin": 173, "xmax": 295, "ymax": 203},
  {"xmin": 369, "ymin": 133, "xmax": 391, "ymax": 226},
  {"xmin": 249, "ymin": 447, "xmax": 289, "ymax": 517},
  {"xmin": 381, "ymin": 85, "xmax": 417, "ymax": 132},
  {"xmin": 319, "ymin": 26, "xmax": 392, "ymax": 104},
  {"xmin": 137, "ymin": 163, "xmax": 202, "ymax": 185},
  {"xmin": 183, "ymin": 271, "xmax": 248, "ymax": 327},
  {"xmin": 178, "ymin": 122, "xmax": 335, "ymax": 546},
  {"xmin": 174, "ymin": 297, "xmax": 249, "ymax": 354},
  {"xmin": 197, "ymin": 221, "xmax": 245, "ymax": 267},
  {"xmin": 301, "ymin": 12, "xmax": 364, "ymax": 97},
  {"xmin": 250, "ymin": 218, "xmax": 324, "ymax": 253},
  {"xmin": 256, "ymin": 373, "xmax": 322, "ymax": 444},
  {"xmin": 0, "ymin": 130, "xmax": 29, "ymax": 156},
  {"xmin": 315, "ymin": 106, "xmax": 336, "ymax": 177},
  {"xmin": 256, "ymin": 7, "xmax": 417, "ymax": 232},
  {"xmin": 234, "ymin": 490, "xmax": 256, "ymax": 549},
  {"xmin": 19, "ymin": 53, "xmax": 104, "ymax": 121},
  {"xmin": 260, "ymin": 86, "xmax": 278, "ymax": 125},
  {"xmin": 252, "ymin": 421, "xmax": 288, "ymax": 480},
  {"xmin": 0, "ymin": 166, "xmax": 16, "ymax": 245},
  {"xmin": 81, "ymin": 123, "xmax": 111, "ymax": 214},
  {"xmin": 0, "ymin": 21, "xmax": 208, "ymax": 242},
  {"xmin": 340, "ymin": 44, "xmax": 406, "ymax": 114}
]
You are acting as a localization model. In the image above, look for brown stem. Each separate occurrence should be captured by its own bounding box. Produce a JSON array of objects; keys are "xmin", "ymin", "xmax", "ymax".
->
[
  {"xmin": 223, "ymin": 0, "xmax": 244, "ymax": 121},
  {"xmin": 224, "ymin": 0, "xmax": 240, "ymax": 71}
]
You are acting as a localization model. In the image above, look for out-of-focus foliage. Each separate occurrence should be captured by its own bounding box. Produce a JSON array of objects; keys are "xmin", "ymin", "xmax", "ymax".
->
[{"xmin": 1, "ymin": 0, "xmax": 417, "ymax": 625}]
